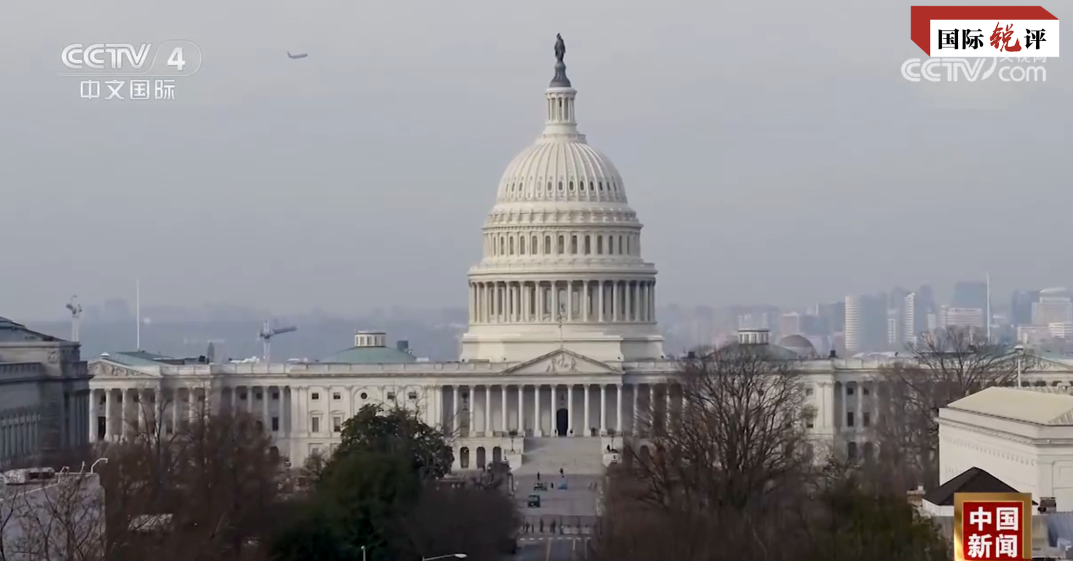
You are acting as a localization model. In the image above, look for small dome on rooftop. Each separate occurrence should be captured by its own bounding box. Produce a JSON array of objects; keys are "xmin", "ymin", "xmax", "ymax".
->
[{"xmin": 778, "ymin": 335, "xmax": 817, "ymax": 359}]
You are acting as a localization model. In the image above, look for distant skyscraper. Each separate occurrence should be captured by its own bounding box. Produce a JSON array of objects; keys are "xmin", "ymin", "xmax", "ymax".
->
[
  {"xmin": 904, "ymin": 292, "xmax": 926, "ymax": 346},
  {"xmin": 952, "ymin": 280, "xmax": 989, "ymax": 310},
  {"xmin": 917, "ymin": 284, "xmax": 937, "ymax": 315},
  {"xmin": 845, "ymin": 296, "xmax": 865, "ymax": 353},
  {"xmin": 780, "ymin": 312, "xmax": 803, "ymax": 337},
  {"xmin": 1032, "ymin": 287, "xmax": 1073, "ymax": 326},
  {"xmin": 810, "ymin": 301, "xmax": 845, "ymax": 334},
  {"xmin": 1010, "ymin": 289, "xmax": 1039, "ymax": 326},
  {"xmin": 941, "ymin": 306, "xmax": 986, "ymax": 330},
  {"xmin": 845, "ymin": 294, "xmax": 886, "ymax": 353},
  {"xmin": 887, "ymin": 308, "xmax": 900, "ymax": 348}
]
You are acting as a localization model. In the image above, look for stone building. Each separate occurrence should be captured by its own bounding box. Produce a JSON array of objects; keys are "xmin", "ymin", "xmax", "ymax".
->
[
  {"xmin": 0, "ymin": 317, "xmax": 92, "ymax": 468},
  {"xmin": 83, "ymin": 39, "xmax": 1073, "ymax": 474}
]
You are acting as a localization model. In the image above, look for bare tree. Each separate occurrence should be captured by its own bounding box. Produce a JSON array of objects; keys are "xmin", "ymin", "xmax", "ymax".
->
[
  {"xmin": 96, "ymin": 388, "xmax": 280, "ymax": 561},
  {"xmin": 874, "ymin": 327, "xmax": 1023, "ymax": 489},
  {"xmin": 1, "ymin": 470, "xmax": 106, "ymax": 561},
  {"xmin": 626, "ymin": 344, "xmax": 814, "ymax": 512},
  {"xmin": 596, "ymin": 345, "xmax": 815, "ymax": 561}
]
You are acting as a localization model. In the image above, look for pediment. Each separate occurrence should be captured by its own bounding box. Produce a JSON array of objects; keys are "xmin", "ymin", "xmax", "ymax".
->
[
  {"xmin": 502, "ymin": 349, "xmax": 620, "ymax": 376},
  {"xmin": 90, "ymin": 361, "xmax": 160, "ymax": 379}
]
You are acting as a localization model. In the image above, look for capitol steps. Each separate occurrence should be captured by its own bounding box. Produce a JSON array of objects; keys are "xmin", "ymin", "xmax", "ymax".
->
[{"xmin": 515, "ymin": 437, "xmax": 605, "ymax": 475}]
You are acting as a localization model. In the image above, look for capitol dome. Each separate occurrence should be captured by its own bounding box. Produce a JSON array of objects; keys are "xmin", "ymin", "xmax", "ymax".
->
[
  {"xmin": 459, "ymin": 37, "xmax": 664, "ymax": 364},
  {"xmin": 495, "ymin": 138, "xmax": 629, "ymax": 205}
]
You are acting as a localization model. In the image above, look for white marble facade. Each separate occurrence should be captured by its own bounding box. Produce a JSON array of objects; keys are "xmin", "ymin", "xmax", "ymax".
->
[
  {"xmin": 84, "ymin": 350, "xmax": 1073, "ymax": 470},
  {"xmin": 80, "ymin": 40, "xmax": 1073, "ymax": 471}
]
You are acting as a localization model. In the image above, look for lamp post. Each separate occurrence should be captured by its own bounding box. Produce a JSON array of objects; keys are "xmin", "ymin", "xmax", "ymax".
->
[
  {"xmin": 422, "ymin": 555, "xmax": 467, "ymax": 561},
  {"xmin": 1015, "ymin": 344, "xmax": 1025, "ymax": 388}
]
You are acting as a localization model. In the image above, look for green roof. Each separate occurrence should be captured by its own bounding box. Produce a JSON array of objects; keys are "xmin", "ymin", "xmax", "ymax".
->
[
  {"xmin": 320, "ymin": 346, "xmax": 417, "ymax": 365},
  {"xmin": 100, "ymin": 351, "xmax": 174, "ymax": 367}
]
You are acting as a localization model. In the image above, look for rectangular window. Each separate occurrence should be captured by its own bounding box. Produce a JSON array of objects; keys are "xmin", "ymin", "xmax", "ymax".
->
[
  {"xmin": 311, "ymin": 392, "xmax": 320, "ymax": 400},
  {"xmin": 333, "ymin": 416, "xmax": 342, "ymax": 433},
  {"xmin": 846, "ymin": 387, "xmax": 855, "ymax": 396},
  {"xmin": 311, "ymin": 417, "xmax": 320, "ymax": 433},
  {"xmin": 272, "ymin": 391, "xmax": 280, "ymax": 400},
  {"xmin": 239, "ymin": 392, "xmax": 247, "ymax": 401},
  {"xmin": 408, "ymin": 392, "xmax": 418, "ymax": 401},
  {"xmin": 863, "ymin": 412, "xmax": 871, "ymax": 427},
  {"xmin": 333, "ymin": 392, "xmax": 341, "ymax": 401},
  {"xmin": 256, "ymin": 392, "xmax": 263, "ymax": 401},
  {"xmin": 271, "ymin": 417, "xmax": 279, "ymax": 432},
  {"xmin": 846, "ymin": 412, "xmax": 855, "ymax": 427},
  {"xmin": 805, "ymin": 388, "xmax": 814, "ymax": 397},
  {"xmin": 387, "ymin": 392, "xmax": 396, "ymax": 401}
]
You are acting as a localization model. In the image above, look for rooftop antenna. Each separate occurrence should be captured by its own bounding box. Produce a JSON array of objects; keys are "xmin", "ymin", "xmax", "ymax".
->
[
  {"xmin": 135, "ymin": 279, "xmax": 141, "ymax": 351},
  {"xmin": 986, "ymin": 272, "xmax": 992, "ymax": 344},
  {"xmin": 258, "ymin": 320, "xmax": 297, "ymax": 363},
  {"xmin": 65, "ymin": 295, "xmax": 83, "ymax": 342}
]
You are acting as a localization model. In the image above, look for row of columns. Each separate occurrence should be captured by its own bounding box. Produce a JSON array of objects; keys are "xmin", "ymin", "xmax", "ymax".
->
[
  {"xmin": 833, "ymin": 380, "xmax": 878, "ymax": 432},
  {"xmin": 0, "ymin": 408, "xmax": 40, "ymax": 466},
  {"xmin": 484, "ymin": 231, "xmax": 636, "ymax": 257},
  {"xmin": 89, "ymin": 386, "xmax": 255, "ymax": 442},
  {"xmin": 448, "ymin": 382, "xmax": 677, "ymax": 438},
  {"xmin": 468, "ymin": 279, "xmax": 656, "ymax": 324}
]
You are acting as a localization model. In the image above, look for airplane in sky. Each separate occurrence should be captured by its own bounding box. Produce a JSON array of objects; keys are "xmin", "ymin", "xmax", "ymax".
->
[{"xmin": 287, "ymin": 51, "xmax": 308, "ymax": 59}]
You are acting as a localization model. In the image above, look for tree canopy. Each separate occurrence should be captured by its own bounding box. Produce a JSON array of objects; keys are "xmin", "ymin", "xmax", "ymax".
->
[
  {"xmin": 270, "ymin": 403, "xmax": 516, "ymax": 561},
  {"xmin": 593, "ymin": 349, "xmax": 949, "ymax": 561},
  {"xmin": 330, "ymin": 404, "xmax": 453, "ymax": 481}
]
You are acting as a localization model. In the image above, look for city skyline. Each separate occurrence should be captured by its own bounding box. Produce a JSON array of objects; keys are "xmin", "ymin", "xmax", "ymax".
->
[{"xmin": 3, "ymin": 0, "xmax": 1072, "ymax": 320}]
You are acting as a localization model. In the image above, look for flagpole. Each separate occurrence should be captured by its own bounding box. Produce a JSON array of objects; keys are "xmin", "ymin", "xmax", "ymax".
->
[{"xmin": 136, "ymin": 278, "xmax": 141, "ymax": 351}]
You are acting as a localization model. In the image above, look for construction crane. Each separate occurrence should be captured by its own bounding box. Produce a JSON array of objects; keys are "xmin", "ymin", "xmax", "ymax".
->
[
  {"xmin": 65, "ymin": 295, "xmax": 83, "ymax": 342},
  {"xmin": 258, "ymin": 320, "xmax": 297, "ymax": 363}
]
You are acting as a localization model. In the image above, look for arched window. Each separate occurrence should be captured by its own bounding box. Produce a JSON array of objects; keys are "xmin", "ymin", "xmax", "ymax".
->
[
  {"xmin": 597, "ymin": 236, "xmax": 603, "ymax": 254},
  {"xmin": 589, "ymin": 181, "xmax": 594, "ymax": 191},
  {"xmin": 626, "ymin": 236, "xmax": 631, "ymax": 255},
  {"xmin": 558, "ymin": 181, "xmax": 563, "ymax": 191},
  {"xmin": 547, "ymin": 182, "xmax": 552, "ymax": 192},
  {"xmin": 532, "ymin": 235, "xmax": 538, "ymax": 254},
  {"xmin": 569, "ymin": 181, "xmax": 574, "ymax": 191},
  {"xmin": 598, "ymin": 181, "xmax": 604, "ymax": 191},
  {"xmin": 584, "ymin": 235, "xmax": 591, "ymax": 255},
  {"xmin": 608, "ymin": 236, "xmax": 615, "ymax": 255},
  {"xmin": 499, "ymin": 237, "xmax": 505, "ymax": 255},
  {"xmin": 544, "ymin": 235, "xmax": 552, "ymax": 254},
  {"xmin": 509, "ymin": 237, "xmax": 514, "ymax": 255},
  {"xmin": 618, "ymin": 235, "xmax": 624, "ymax": 253},
  {"xmin": 570, "ymin": 235, "xmax": 578, "ymax": 254},
  {"xmin": 519, "ymin": 236, "xmax": 526, "ymax": 255},
  {"xmin": 557, "ymin": 235, "xmax": 565, "ymax": 254}
]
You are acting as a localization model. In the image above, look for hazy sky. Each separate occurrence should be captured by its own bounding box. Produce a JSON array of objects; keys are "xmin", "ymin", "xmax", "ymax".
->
[{"xmin": 2, "ymin": 0, "xmax": 1070, "ymax": 321}]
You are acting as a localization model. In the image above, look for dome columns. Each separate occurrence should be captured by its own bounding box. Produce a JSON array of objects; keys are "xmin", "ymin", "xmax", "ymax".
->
[{"xmin": 468, "ymin": 279, "xmax": 656, "ymax": 325}]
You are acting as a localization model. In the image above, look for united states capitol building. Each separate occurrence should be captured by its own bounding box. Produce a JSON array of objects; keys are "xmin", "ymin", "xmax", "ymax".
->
[{"xmin": 82, "ymin": 40, "xmax": 1073, "ymax": 474}]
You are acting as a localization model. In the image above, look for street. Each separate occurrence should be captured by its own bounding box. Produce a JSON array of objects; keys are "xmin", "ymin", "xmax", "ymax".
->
[{"xmin": 513, "ymin": 536, "xmax": 591, "ymax": 561}]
